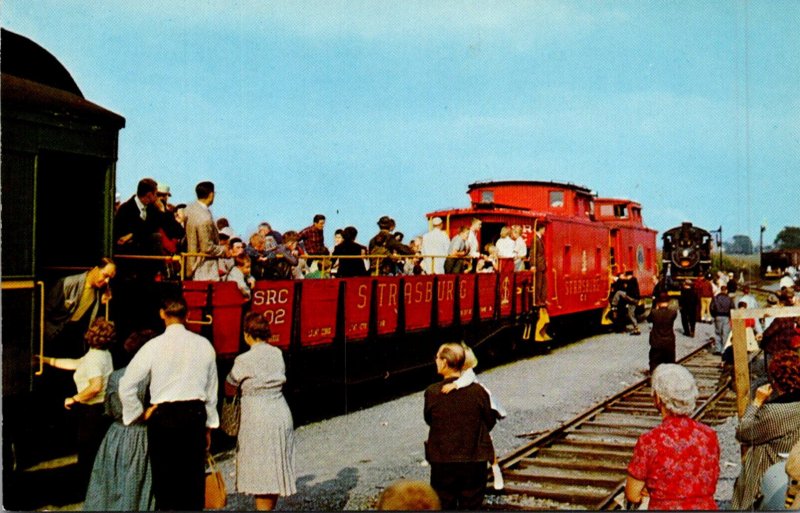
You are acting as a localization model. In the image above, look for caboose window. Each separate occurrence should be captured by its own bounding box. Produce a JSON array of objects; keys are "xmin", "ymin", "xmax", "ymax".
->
[
  {"xmin": 599, "ymin": 205, "xmax": 614, "ymax": 217},
  {"xmin": 595, "ymin": 247, "xmax": 602, "ymax": 273},
  {"xmin": 481, "ymin": 190, "xmax": 494, "ymax": 203},
  {"xmin": 549, "ymin": 191, "xmax": 564, "ymax": 208},
  {"xmin": 563, "ymin": 245, "xmax": 572, "ymax": 274},
  {"xmin": 614, "ymin": 204, "xmax": 628, "ymax": 218}
]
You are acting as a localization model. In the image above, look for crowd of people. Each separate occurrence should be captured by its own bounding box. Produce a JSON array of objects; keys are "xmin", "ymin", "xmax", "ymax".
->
[
  {"xmin": 622, "ymin": 269, "xmax": 800, "ymax": 510},
  {"xmin": 39, "ymin": 296, "xmax": 297, "ymax": 511},
  {"xmin": 113, "ymin": 178, "xmax": 548, "ymax": 300},
  {"xmin": 34, "ymin": 176, "xmax": 797, "ymax": 510}
]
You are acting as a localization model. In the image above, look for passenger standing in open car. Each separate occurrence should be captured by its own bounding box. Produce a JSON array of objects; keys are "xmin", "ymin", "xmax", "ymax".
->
[
  {"xmin": 113, "ymin": 178, "xmax": 160, "ymax": 256},
  {"xmin": 420, "ymin": 217, "xmax": 450, "ymax": 275},
  {"xmin": 369, "ymin": 232, "xmax": 396, "ymax": 276},
  {"xmin": 184, "ymin": 181, "xmax": 230, "ymax": 281},
  {"xmin": 495, "ymin": 226, "xmax": 515, "ymax": 272},
  {"xmin": 332, "ymin": 226, "xmax": 369, "ymax": 277},
  {"xmin": 444, "ymin": 226, "xmax": 471, "ymax": 274},
  {"xmin": 368, "ymin": 216, "xmax": 414, "ymax": 275},
  {"xmin": 298, "ymin": 214, "xmax": 328, "ymax": 256},
  {"xmin": 246, "ymin": 232, "xmax": 269, "ymax": 280},
  {"xmin": 511, "ymin": 225, "xmax": 527, "ymax": 271},
  {"xmin": 225, "ymin": 254, "xmax": 255, "ymax": 300},
  {"xmin": 529, "ymin": 224, "xmax": 547, "ymax": 306},
  {"xmin": 369, "ymin": 216, "xmax": 415, "ymax": 256},
  {"xmin": 263, "ymin": 231, "xmax": 300, "ymax": 280}
]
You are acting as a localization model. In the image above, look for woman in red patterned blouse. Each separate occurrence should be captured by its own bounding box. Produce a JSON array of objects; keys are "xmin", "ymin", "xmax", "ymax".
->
[{"xmin": 625, "ymin": 364, "xmax": 720, "ymax": 510}]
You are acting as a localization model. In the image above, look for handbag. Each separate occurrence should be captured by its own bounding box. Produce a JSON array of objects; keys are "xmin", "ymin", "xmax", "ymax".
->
[
  {"xmin": 220, "ymin": 393, "xmax": 241, "ymax": 437},
  {"xmin": 205, "ymin": 453, "xmax": 227, "ymax": 510}
]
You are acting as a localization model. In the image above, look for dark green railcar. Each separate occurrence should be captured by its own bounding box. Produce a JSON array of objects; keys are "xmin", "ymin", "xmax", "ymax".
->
[{"xmin": 1, "ymin": 28, "xmax": 125, "ymax": 488}]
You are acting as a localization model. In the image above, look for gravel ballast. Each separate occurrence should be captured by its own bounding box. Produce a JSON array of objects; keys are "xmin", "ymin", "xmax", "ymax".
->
[{"xmin": 217, "ymin": 318, "xmax": 744, "ymax": 510}]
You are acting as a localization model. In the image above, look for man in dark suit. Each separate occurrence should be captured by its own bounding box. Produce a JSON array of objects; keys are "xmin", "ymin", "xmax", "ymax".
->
[
  {"xmin": 113, "ymin": 178, "xmax": 160, "ymax": 255},
  {"xmin": 530, "ymin": 223, "xmax": 547, "ymax": 305},
  {"xmin": 424, "ymin": 343, "xmax": 496, "ymax": 510}
]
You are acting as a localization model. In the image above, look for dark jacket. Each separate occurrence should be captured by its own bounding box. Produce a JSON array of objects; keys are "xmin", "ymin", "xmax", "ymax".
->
[
  {"xmin": 530, "ymin": 234, "xmax": 546, "ymax": 270},
  {"xmin": 332, "ymin": 241, "xmax": 368, "ymax": 277},
  {"xmin": 647, "ymin": 305, "xmax": 677, "ymax": 348},
  {"xmin": 424, "ymin": 378, "xmax": 496, "ymax": 463},
  {"xmin": 368, "ymin": 229, "xmax": 414, "ymax": 256},
  {"xmin": 624, "ymin": 277, "xmax": 640, "ymax": 301},
  {"xmin": 679, "ymin": 286, "xmax": 699, "ymax": 312},
  {"xmin": 710, "ymin": 294, "xmax": 733, "ymax": 318},
  {"xmin": 114, "ymin": 196, "xmax": 161, "ymax": 254}
]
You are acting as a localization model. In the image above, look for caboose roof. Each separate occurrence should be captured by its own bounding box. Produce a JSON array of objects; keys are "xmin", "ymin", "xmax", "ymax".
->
[
  {"xmin": 467, "ymin": 180, "xmax": 594, "ymax": 196},
  {"xmin": 595, "ymin": 197, "xmax": 642, "ymax": 207},
  {"xmin": 1, "ymin": 29, "xmax": 125, "ymax": 128}
]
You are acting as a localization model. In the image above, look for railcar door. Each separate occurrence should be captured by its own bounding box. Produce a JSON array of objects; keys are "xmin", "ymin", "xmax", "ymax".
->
[{"xmin": 37, "ymin": 151, "xmax": 114, "ymax": 272}]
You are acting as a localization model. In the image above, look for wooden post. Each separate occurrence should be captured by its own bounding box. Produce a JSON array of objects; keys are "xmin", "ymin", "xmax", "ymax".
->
[{"xmin": 730, "ymin": 317, "xmax": 750, "ymax": 418}]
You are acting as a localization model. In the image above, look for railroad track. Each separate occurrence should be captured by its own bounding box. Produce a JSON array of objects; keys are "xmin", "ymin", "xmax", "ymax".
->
[{"xmin": 486, "ymin": 344, "xmax": 738, "ymax": 510}]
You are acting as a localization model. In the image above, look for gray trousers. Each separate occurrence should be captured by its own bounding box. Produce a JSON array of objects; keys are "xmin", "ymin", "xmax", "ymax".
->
[
  {"xmin": 611, "ymin": 291, "xmax": 638, "ymax": 330},
  {"xmin": 713, "ymin": 316, "xmax": 730, "ymax": 354}
]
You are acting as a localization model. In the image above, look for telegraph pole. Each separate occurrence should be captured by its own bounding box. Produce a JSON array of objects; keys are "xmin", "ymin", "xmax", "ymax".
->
[{"xmin": 760, "ymin": 224, "xmax": 767, "ymax": 277}]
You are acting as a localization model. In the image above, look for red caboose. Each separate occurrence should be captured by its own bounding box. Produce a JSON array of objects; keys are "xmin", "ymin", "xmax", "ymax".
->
[{"xmin": 427, "ymin": 180, "xmax": 657, "ymax": 328}]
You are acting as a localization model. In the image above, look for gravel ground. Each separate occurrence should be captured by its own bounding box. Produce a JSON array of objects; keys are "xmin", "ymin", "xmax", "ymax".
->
[{"xmin": 215, "ymin": 317, "xmax": 744, "ymax": 511}]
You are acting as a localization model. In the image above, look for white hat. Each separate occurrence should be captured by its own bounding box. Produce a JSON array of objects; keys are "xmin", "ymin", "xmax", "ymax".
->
[
  {"xmin": 219, "ymin": 227, "xmax": 236, "ymax": 239},
  {"xmin": 431, "ymin": 217, "xmax": 443, "ymax": 226},
  {"xmin": 157, "ymin": 183, "xmax": 171, "ymax": 196}
]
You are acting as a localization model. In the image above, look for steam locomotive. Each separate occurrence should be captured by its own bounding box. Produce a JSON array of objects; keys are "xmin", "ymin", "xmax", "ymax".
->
[{"xmin": 660, "ymin": 222, "xmax": 713, "ymax": 291}]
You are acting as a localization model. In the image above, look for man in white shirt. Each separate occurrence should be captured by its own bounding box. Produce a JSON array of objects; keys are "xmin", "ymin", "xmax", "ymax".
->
[
  {"xmin": 511, "ymin": 225, "xmax": 528, "ymax": 271},
  {"xmin": 119, "ymin": 296, "xmax": 219, "ymax": 511},
  {"xmin": 465, "ymin": 218, "xmax": 482, "ymax": 260},
  {"xmin": 738, "ymin": 285, "xmax": 759, "ymax": 310},
  {"xmin": 420, "ymin": 217, "xmax": 451, "ymax": 274}
]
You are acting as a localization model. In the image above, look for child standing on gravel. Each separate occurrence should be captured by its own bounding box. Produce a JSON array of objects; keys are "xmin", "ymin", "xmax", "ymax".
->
[{"xmin": 442, "ymin": 344, "xmax": 507, "ymax": 490}]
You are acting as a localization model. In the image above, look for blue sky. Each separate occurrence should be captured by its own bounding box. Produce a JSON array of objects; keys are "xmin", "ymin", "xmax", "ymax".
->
[{"xmin": 3, "ymin": 1, "xmax": 798, "ymax": 247}]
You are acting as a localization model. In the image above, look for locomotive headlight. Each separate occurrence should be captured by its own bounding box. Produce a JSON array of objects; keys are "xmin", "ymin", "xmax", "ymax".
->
[{"xmin": 682, "ymin": 249, "xmax": 690, "ymax": 257}]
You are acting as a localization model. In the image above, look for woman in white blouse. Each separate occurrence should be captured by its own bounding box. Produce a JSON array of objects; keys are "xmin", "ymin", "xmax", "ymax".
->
[{"xmin": 40, "ymin": 318, "xmax": 115, "ymax": 495}]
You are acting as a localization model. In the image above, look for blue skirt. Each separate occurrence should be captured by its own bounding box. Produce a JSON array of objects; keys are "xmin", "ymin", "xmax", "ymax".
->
[{"xmin": 84, "ymin": 421, "xmax": 155, "ymax": 511}]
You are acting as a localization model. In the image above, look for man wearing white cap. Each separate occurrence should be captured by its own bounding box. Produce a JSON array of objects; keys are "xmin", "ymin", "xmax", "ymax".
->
[{"xmin": 421, "ymin": 217, "xmax": 450, "ymax": 274}]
